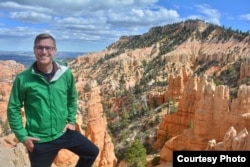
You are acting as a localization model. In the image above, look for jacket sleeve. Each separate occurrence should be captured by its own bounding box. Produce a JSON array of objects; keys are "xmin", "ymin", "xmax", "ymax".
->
[
  {"xmin": 7, "ymin": 76, "xmax": 28, "ymax": 143},
  {"xmin": 66, "ymin": 69, "xmax": 77, "ymax": 124}
]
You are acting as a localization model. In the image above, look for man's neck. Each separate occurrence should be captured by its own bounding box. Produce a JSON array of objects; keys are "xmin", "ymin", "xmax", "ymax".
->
[{"xmin": 36, "ymin": 62, "xmax": 53, "ymax": 74}]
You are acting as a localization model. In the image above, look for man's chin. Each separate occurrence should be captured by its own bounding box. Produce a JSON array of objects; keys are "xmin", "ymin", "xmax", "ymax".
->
[{"xmin": 37, "ymin": 60, "xmax": 51, "ymax": 65}]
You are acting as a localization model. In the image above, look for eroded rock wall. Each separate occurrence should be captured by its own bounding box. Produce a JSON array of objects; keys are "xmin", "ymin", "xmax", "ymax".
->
[{"xmin": 156, "ymin": 74, "xmax": 250, "ymax": 164}]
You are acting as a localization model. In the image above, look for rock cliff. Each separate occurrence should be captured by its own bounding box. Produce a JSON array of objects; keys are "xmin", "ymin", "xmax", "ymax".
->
[
  {"xmin": 85, "ymin": 83, "xmax": 117, "ymax": 167},
  {"xmin": 154, "ymin": 72, "xmax": 250, "ymax": 165}
]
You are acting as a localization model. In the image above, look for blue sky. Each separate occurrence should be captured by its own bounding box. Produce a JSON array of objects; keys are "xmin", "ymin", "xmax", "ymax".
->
[{"xmin": 0, "ymin": 0, "xmax": 249, "ymax": 52}]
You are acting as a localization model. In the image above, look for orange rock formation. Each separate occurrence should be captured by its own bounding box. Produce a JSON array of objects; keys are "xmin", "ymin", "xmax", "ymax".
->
[
  {"xmin": 85, "ymin": 84, "xmax": 117, "ymax": 167},
  {"xmin": 154, "ymin": 72, "xmax": 250, "ymax": 165}
]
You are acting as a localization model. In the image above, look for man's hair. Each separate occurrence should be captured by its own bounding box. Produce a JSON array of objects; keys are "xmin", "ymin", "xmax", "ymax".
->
[{"xmin": 34, "ymin": 33, "xmax": 56, "ymax": 48}]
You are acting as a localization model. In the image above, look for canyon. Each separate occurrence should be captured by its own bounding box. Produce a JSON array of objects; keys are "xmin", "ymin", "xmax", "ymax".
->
[{"xmin": 0, "ymin": 20, "xmax": 250, "ymax": 167}]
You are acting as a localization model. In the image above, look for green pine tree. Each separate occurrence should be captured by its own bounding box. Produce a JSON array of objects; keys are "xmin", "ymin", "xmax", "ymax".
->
[{"xmin": 125, "ymin": 139, "xmax": 147, "ymax": 167}]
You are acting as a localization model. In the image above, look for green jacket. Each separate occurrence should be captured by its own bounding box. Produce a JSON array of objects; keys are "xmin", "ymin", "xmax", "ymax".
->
[{"xmin": 7, "ymin": 62, "xmax": 77, "ymax": 143}]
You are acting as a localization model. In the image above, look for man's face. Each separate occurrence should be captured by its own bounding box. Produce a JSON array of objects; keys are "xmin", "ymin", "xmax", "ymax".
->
[{"xmin": 33, "ymin": 38, "xmax": 57, "ymax": 65}]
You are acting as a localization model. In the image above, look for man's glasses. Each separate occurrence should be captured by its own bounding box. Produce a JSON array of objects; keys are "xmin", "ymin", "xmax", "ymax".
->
[{"xmin": 34, "ymin": 46, "xmax": 55, "ymax": 52}]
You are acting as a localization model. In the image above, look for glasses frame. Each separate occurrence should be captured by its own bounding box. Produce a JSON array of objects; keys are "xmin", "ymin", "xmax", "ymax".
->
[{"xmin": 34, "ymin": 46, "xmax": 55, "ymax": 52}]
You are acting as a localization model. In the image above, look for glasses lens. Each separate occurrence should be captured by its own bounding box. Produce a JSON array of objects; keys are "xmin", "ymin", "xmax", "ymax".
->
[{"xmin": 35, "ymin": 46, "xmax": 54, "ymax": 52}]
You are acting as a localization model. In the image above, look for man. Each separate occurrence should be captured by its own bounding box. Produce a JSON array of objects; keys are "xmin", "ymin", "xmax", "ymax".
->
[{"xmin": 7, "ymin": 33, "xmax": 99, "ymax": 167}]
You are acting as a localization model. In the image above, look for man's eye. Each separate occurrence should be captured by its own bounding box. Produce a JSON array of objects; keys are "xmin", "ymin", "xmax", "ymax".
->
[{"xmin": 35, "ymin": 46, "xmax": 54, "ymax": 51}]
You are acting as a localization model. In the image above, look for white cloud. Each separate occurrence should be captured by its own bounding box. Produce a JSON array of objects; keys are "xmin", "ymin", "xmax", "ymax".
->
[
  {"xmin": 10, "ymin": 11, "xmax": 52, "ymax": 23},
  {"xmin": 0, "ymin": 1, "xmax": 53, "ymax": 14},
  {"xmin": 0, "ymin": 26, "xmax": 37, "ymax": 39},
  {"xmin": 240, "ymin": 14, "xmax": 250, "ymax": 20},
  {"xmin": 195, "ymin": 4, "xmax": 221, "ymax": 25},
  {"xmin": 1, "ymin": 0, "xmax": 158, "ymax": 16},
  {"xmin": 108, "ymin": 7, "xmax": 179, "ymax": 27},
  {"xmin": 0, "ymin": 0, "xmax": 181, "ymax": 51}
]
